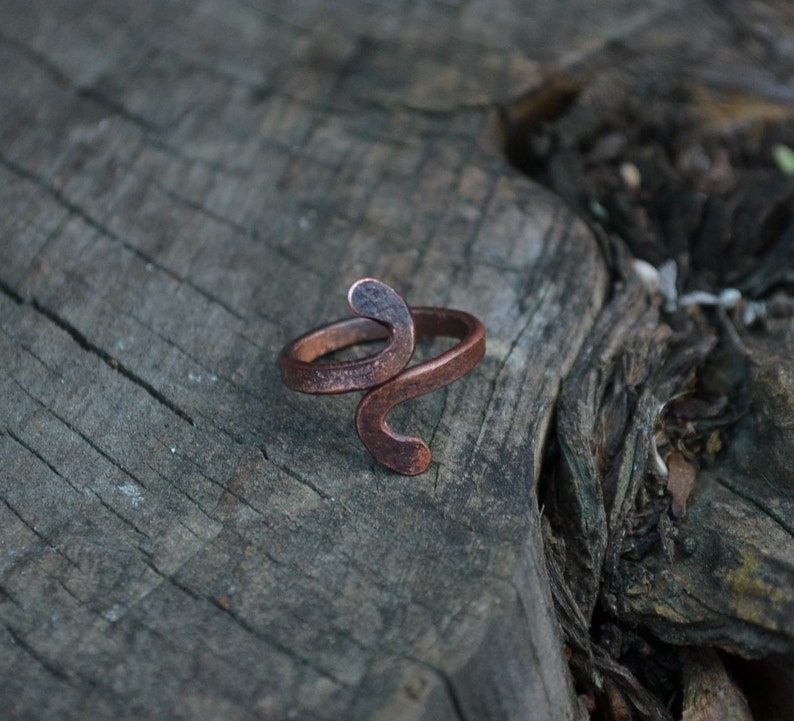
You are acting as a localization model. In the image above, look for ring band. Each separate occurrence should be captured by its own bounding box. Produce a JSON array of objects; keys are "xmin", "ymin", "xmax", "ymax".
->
[
  {"xmin": 278, "ymin": 279, "xmax": 485, "ymax": 475},
  {"xmin": 279, "ymin": 278, "xmax": 415, "ymax": 394}
]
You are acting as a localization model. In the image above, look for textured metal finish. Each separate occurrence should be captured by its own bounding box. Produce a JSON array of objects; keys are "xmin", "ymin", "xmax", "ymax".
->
[
  {"xmin": 278, "ymin": 278, "xmax": 415, "ymax": 394},
  {"xmin": 355, "ymin": 308, "xmax": 485, "ymax": 474},
  {"xmin": 279, "ymin": 279, "xmax": 486, "ymax": 474}
]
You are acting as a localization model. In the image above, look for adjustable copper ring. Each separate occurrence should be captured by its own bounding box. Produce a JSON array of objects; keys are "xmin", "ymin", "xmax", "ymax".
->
[{"xmin": 278, "ymin": 278, "xmax": 486, "ymax": 475}]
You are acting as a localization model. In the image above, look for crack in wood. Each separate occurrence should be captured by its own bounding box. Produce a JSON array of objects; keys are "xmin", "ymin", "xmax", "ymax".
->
[
  {"xmin": 2, "ymin": 620, "xmax": 73, "ymax": 684},
  {"xmin": 0, "ymin": 496, "xmax": 80, "ymax": 570},
  {"xmin": 8, "ymin": 377, "xmax": 227, "ymax": 534},
  {"xmin": 27, "ymin": 298, "xmax": 196, "ymax": 427},
  {"xmin": 86, "ymin": 487, "xmax": 154, "ymax": 548},
  {"xmin": 5, "ymin": 429, "xmax": 83, "ymax": 496},
  {"xmin": 173, "ymin": 449, "xmax": 267, "ymax": 518},
  {"xmin": 0, "ymin": 153, "xmax": 246, "ymax": 324},
  {"xmin": 0, "ymin": 276, "xmax": 24, "ymax": 305},
  {"xmin": 148, "ymin": 177, "xmax": 254, "ymax": 240},
  {"xmin": 715, "ymin": 475, "xmax": 794, "ymax": 539},
  {"xmin": 75, "ymin": 86, "xmax": 159, "ymax": 133},
  {"xmin": 0, "ymin": 34, "xmax": 167, "ymax": 134},
  {"xmin": 0, "ymin": 30, "xmax": 71, "ymax": 86},
  {"xmin": 267, "ymin": 458, "xmax": 333, "ymax": 501},
  {"xmin": 144, "ymin": 558, "xmax": 352, "ymax": 689},
  {"xmin": 470, "ymin": 280, "xmax": 553, "ymax": 463}
]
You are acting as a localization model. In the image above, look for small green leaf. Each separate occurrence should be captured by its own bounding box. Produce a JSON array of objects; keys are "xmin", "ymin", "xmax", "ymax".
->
[{"xmin": 772, "ymin": 143, "xmax": 794, "ymax": 175}]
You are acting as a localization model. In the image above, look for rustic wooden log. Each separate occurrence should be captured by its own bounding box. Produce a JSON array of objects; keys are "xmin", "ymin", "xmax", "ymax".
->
[
  {"xmin": 6, "ymin": 1, "xmax": 794, "ymax": 719},
  {"xmin": 0, "ymin": 0, "xmax": 676, "ymax": 718}
]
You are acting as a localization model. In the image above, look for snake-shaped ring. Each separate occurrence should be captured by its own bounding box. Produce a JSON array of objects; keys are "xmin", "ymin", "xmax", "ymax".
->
[{"xmin": 278, "ymin": 278, "xmax": 486, "ymax": 475}]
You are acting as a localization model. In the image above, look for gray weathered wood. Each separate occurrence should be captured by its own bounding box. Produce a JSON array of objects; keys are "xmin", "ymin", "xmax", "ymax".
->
[{"xmin": 1, "ymin": 0, "xmax": 688, "ymax": 718}]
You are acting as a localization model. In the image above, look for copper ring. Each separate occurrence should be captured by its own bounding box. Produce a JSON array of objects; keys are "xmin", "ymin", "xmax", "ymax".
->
[{"xmin": 278, "ymin": 278, "xmax": 486, "ymax": 475}]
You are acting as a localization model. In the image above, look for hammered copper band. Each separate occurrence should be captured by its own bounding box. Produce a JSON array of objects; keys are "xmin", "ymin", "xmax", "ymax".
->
[
  {"xmin": 355, "ymin": 308, "xmax": 485, "ymax": 475},
  {"xmin": 278, "ymin": 279, "xmax": 485, "ymax": 475},
  {"xmin": 278, "ymin": 278, "xmax": 415, "ymax": 394}
]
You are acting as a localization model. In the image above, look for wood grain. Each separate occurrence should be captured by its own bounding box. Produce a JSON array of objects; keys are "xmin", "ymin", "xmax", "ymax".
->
[{"xmin": 0, "ymin": 0, "xmax": 674, "ymax": 717}]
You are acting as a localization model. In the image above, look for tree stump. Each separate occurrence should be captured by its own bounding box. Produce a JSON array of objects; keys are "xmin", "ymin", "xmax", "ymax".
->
[
  {"xmin": 4, "ymin": 1, "xmax": 794, "ymax": 720},
  {"xmin": 0, "ymin": 1, "xmax": 644, "ymax": 718}
]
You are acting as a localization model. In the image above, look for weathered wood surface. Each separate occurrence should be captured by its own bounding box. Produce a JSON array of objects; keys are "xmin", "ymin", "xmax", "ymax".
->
[
  {"xmin": 8, "ymin": 1, "xmax": 794, "ymax": 718},
  {"xmin": 0, "ymin": 1, "xmax": 691, "ymax": 719}
]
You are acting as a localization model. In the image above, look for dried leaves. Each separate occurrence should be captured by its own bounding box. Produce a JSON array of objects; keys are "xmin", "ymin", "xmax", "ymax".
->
[
  {"xmin": 502, "ymin": 61, "xmax": 794, "ymax": 299},
  {"xmin": 665, "ymin": 452, "xmax": 697, "ymax": 520}
]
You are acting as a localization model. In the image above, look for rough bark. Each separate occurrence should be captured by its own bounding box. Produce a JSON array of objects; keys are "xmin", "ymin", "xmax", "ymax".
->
[{"xmin": 523, "ymin": 3, "xmax": 794, "ymax": 717}]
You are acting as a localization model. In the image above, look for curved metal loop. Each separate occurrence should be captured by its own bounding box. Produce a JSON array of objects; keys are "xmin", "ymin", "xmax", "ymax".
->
[
  {"xmin": 355, "ymin": 309, "xmax": 486, "ymax": 475},
  {"xmin": 278, "ymin": 278, "xmax": 415, "ymax": 394},
  {"xmin": 278, "ymin": 279, "xmax": 486, "ymax": 474}
]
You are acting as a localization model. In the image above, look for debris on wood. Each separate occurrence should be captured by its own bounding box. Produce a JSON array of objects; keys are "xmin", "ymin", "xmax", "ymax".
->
[
  {"xmin": 527, "ymin": 20, "xmax": 794, "ymax": 719},
  {"xmin": 665, "ymin": 452, "xmax": 697, "ymax": 520}
]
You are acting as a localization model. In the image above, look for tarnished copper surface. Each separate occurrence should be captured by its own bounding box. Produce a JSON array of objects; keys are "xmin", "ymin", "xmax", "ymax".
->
[
  {"xmin": 278, "ymin": 278, "xmax": 485, "ymax": 475},
  {"xmin": 278, "ymin": 278, "xmax": 415, "ymax": 394}
]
